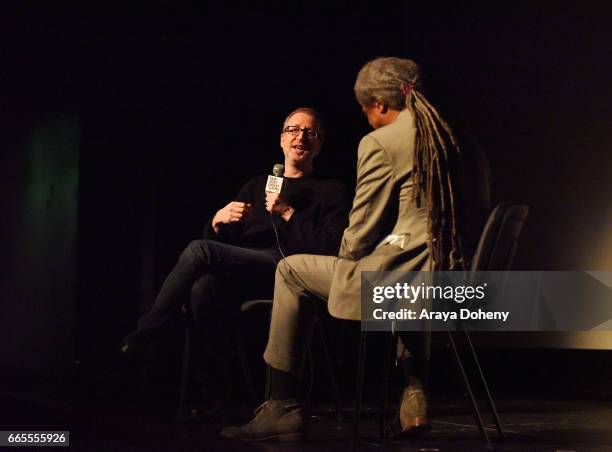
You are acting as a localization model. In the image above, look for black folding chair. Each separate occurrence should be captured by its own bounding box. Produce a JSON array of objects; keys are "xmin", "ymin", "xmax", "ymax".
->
[
  {"xmin": 176, "ymin": 303, "xmax": 256, "ymax": 423},
  {"xmin": 177, "ymin": 298, "xmax": 344, "ymax": 422},
  {"xmin": 354, "ymin": 203, "xmax": 530, "ymax": 449},
  {"xmin": 241, "ymin": 299, "xmax": 344, "ymax": 422}
]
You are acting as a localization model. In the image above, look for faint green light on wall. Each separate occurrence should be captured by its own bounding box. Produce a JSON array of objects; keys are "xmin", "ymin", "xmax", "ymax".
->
[{"xmin": 27, "ymin": 113, "xmax": 79, "ymax": 220}]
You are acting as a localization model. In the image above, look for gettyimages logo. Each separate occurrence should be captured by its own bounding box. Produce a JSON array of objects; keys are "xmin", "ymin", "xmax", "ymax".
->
[
  {"xmin": 361, "ymin": 271, "xmax": 612, "ymax": 332},
  {"xmin": 372, "ymin": 282, "xmax": 487, "ymax": 304}
]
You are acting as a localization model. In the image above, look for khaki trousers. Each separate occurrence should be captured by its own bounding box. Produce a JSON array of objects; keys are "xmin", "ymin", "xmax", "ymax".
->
[
  {"xmin": 263, "ymin": 254, "xmax": 337, "ymax": 375},
  {"xmin": 262, "ymin": 253, "xmax": 431, "ymax": 381}
]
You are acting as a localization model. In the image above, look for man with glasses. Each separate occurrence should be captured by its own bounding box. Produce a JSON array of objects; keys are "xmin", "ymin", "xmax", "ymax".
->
[{"xmin": 121, "ymin": 107, "xmax": 348, "ymax": 416}]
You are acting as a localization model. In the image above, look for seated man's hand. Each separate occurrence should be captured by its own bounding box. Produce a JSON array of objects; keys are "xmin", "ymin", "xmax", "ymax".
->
[
  {"xmin": 265, "ymin": 192, "xmax": 294, "ymax": 222},
  {"xmin": 212, "ymin": 202, "xmax": 252, "ymax": 233}
]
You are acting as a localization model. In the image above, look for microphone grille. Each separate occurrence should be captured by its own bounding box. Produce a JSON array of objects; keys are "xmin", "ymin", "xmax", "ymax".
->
[{"xmin": 272, "ymin": 164, "xmax": 285, "ymax": 177}]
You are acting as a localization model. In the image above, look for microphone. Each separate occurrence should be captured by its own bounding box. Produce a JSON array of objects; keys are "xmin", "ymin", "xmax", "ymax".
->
[{"xmin": 265, "ymin": 164, "xmax": 285, "ymax": 193}]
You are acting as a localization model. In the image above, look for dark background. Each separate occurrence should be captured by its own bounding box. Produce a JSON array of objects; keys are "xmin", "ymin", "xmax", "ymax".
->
[{"xmin": 2, "ymin": 4, "xmax": 612, "ymax": 398}]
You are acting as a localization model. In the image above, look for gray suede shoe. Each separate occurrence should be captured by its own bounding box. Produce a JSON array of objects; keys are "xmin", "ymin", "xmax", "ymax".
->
[{"xmin": 221, "ymin": 399, "xmax": 303, "ymax": 442}]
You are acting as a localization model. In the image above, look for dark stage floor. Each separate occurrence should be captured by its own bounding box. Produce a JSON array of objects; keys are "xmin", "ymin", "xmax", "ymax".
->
[{"xmin": 2, "ymin": 383, "xmax": 612, "ymax": 452}]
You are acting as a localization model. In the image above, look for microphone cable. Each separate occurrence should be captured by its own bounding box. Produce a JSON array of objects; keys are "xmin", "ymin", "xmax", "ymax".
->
[{"xmin": 268, "ymin": 214, "xmax": 288, "ymax": 262}]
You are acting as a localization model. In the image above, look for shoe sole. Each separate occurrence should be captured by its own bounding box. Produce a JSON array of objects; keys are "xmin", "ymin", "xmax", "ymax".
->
[
  {"xmin": 397, "ymin": 417, "xmax": 431, "ymax": 438},
  {"xmin": 242, "ymin": 432, "xmax": 303, "ymax": 443}
]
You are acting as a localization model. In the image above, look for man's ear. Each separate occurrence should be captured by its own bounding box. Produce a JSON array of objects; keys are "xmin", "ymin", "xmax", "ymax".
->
[{"xmin": 380, "ymin": 103, "xmax": 389, "ymax": 114}]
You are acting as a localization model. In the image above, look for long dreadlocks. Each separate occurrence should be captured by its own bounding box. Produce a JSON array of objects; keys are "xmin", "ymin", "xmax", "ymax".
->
[{"xmin": 354, "ymin": 57, "xmax": 465, "ymax": 271}]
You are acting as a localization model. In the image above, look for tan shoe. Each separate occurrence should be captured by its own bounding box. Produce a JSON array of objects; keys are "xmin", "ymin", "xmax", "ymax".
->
[
  {"xmin": 398, "ymin": 386, "xmax": 431, "ymax": 435},
  {"xmin": 220, "ymin": 399, "xmax": 303, "ymax": 442}
]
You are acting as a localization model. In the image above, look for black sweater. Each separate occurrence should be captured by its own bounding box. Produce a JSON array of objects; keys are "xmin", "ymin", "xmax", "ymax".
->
[{"xmin": 203, "ymin": 174, "xmax": 349, "ymax": 256}]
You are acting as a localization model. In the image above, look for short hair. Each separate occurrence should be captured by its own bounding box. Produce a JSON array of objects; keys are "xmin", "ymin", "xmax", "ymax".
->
[
  {"xmin": 354, "ymin": 57, "xmax": 422, "ymax": 110},
  {"xmin": 282, "ymin": 107, "xmax": 326, "ymax": 141}
]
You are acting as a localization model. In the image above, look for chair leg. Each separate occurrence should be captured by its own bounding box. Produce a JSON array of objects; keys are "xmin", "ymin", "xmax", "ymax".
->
[
  {"xmin": 463, "ymin": 328, "xmax": 506, "ymax": 441},
  {"xmin": 353, "ymin": 330, "xmax": 368, "ymax": 443},
  {"xmin": 304, "ymin": 347, "xmax": 315, "ymax": 404},
  {"xmin": 448, "ymin": 331, "xmax": 493, "ymax": 450},
  {"xmin": 265, "ymin": 364, "xmax": 271, "ymax": 400},
  {"xmin": 379, "ymin": 331, "xmax": 395, "ymax": 438},
  {"xmin": 233, "ymin": 324, "xmax": 256, "ymax": 405},
  {"xmin": 316, "ymin": 321, "xmax": 344, "ymax": 422},
  {"xmin": 177, "ymin": 319, "xmax": 193, "ymax": 423}
]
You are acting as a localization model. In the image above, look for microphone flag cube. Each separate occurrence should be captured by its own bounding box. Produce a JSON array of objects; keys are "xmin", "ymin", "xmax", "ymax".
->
[{"xmin": 265, "ymin": 175, "xmax": 284, "ymax": 193}]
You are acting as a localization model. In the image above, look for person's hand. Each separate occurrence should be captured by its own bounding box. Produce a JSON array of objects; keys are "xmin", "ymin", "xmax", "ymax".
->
[
  {"xmin": 212, "ymin": 202, "xmax": 252, "ymax": 233},
  {"xmin": 265, "ymin": 192, "xmax": 294, "ymax": 221}
]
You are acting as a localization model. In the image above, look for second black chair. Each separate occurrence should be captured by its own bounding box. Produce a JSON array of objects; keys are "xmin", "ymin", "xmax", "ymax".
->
[{"xmin": 353, "ymin": 203, "xmax": 530, "ymax": 448}]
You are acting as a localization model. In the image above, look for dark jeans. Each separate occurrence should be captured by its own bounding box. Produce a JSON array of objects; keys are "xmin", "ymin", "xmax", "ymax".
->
[
  {"xmin": 132, "ymin": 239, "xmax": 280, "ymax": 394},
  {"xmin": 137, "ymin": 239, "xmax": 281, "ymax": 333}
]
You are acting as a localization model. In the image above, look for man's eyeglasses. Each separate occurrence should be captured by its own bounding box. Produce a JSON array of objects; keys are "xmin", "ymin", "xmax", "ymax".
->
[{"xmin": 283, "ymin": 125, "xmax": 320, "ymax": 140}]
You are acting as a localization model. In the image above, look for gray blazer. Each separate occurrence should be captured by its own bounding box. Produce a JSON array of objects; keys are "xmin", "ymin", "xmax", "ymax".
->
[{"xmin": 328, "ymin": 109, "xmax": 432, "ymax": 320}]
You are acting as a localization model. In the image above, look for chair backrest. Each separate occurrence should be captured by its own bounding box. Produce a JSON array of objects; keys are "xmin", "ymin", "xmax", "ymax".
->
[{"xmin": 470, "ymin": 204, "xmax": 530, "ymax": 272}]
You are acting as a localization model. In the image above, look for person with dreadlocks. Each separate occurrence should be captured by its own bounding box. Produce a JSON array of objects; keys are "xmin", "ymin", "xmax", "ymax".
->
[{"xmin": 221, "ymin": 57, "xmax": 485, "ymax": 442}]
